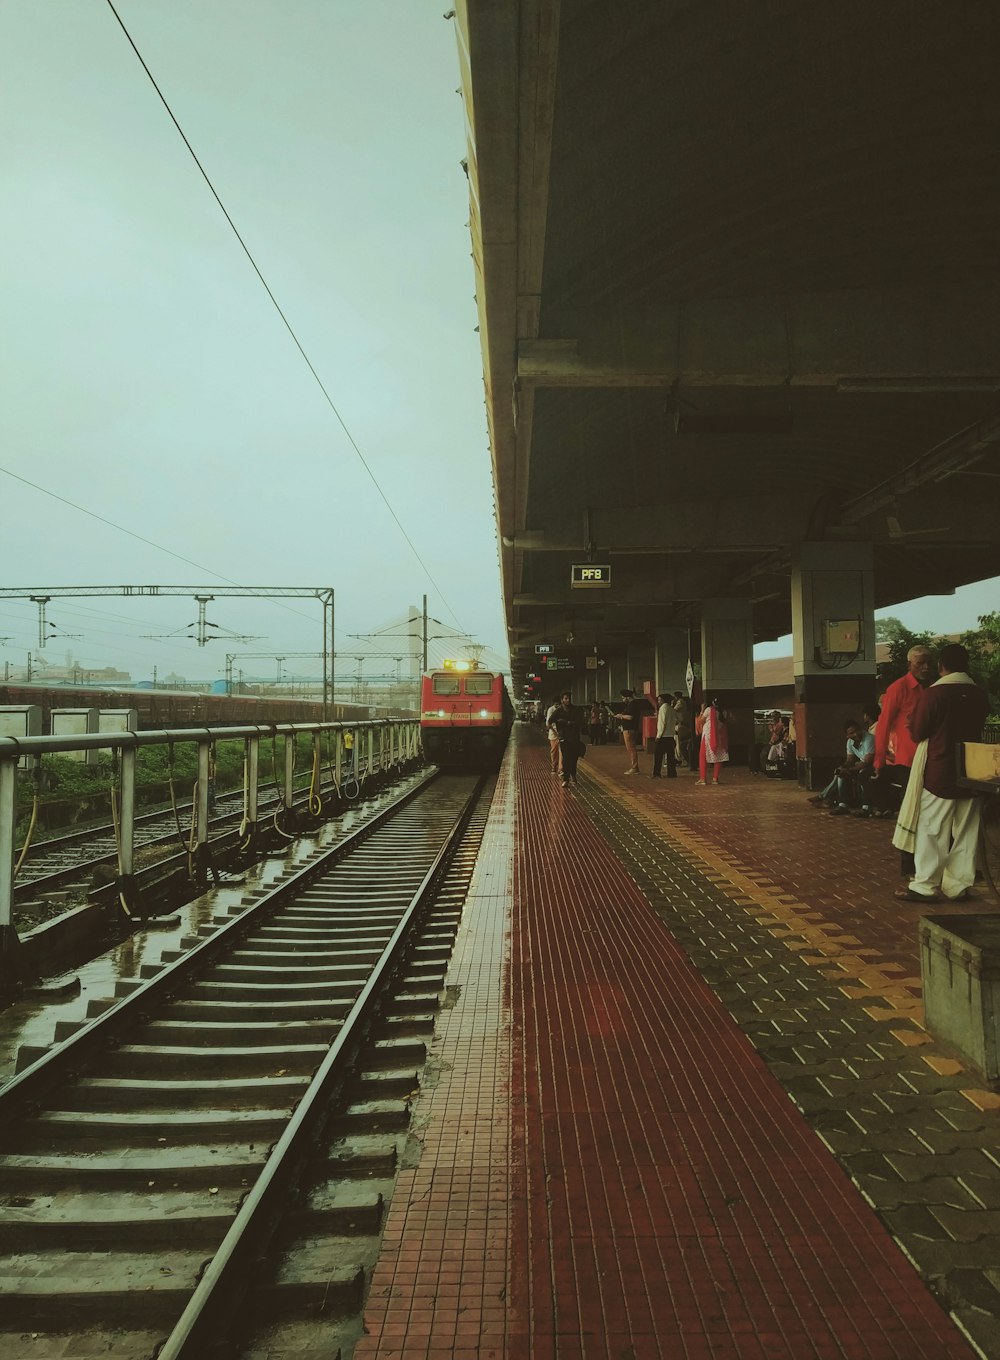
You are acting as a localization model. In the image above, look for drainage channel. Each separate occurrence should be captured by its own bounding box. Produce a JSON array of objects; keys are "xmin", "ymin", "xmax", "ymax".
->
[{"xmin": 0, "ymin": 769, "xmax": 487, "ymax": 1360}]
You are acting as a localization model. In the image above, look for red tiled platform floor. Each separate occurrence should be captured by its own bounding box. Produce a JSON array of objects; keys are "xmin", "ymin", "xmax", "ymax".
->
[{"xmin": 356, "ymin": 735, "xmax": 978, "ymax": 1359}]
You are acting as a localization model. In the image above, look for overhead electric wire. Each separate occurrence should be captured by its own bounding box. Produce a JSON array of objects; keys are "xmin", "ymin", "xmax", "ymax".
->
[
  {"xmin": 104, "ymin": 0, "xmax": 464, "ymax": 631},
  {"xmin": 0, "ymin": 467, "xmax": 320, "ymax": 629},
  {"xmin": 0, "ymin": 464, "xmax": 244, "ymax": 585}
]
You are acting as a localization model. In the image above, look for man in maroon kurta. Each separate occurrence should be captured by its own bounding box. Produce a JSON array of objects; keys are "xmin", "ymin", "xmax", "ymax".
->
[{"xmin": 900, "ymin": 643, "xmax": 990, "ymax": 901}]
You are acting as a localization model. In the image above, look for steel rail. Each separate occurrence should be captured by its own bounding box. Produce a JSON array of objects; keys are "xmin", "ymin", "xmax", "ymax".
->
[
  {"xmin": 155, "ymin": 773, "xmax": 486, "ymax": 1359},
  {"xmin": 13, "ymin": 773, "xmax": 344, "ymax": 900},
  {"xmin": 0, "ymin": 766, "xmax": 439, "ymax": 1114}
]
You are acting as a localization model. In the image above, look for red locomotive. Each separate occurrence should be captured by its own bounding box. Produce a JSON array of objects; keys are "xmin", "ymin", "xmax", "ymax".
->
[{"xmin": 420, "ymin": 661, "xmax": 513, "ymax": 768}]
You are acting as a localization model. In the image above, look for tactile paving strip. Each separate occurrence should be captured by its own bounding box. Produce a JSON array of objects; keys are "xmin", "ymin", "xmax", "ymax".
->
[{"xmin": 510, "ymin": 742, "xmax": 977, "ymax": 1359}]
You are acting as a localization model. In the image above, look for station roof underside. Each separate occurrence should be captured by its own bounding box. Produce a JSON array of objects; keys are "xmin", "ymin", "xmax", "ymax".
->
[{"xmin": 456, "ymin": 1, "xmax": 1000, "ymax": 679}]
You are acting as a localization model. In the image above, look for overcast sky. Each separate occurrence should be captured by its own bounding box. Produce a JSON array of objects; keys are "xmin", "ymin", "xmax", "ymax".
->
[
  {"xmin": 1, "ymin": 0, "xmax": 503, "ymax": 683},
  {"xmin": 1, "ymin": 3, "xmax": 995, "ymax": 685}
]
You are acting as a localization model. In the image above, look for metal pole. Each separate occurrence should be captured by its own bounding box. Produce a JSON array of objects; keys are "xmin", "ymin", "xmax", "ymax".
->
[
  {"xmin": 322, "ymin": 596, "xmax": 328, "ymax": 722},
  {"xmin": 367, "ymin": 725, "xmax": 374, "ymax": 779},
  {"xmin": 119, "ymin": 745, "xmax": 136, "ymax": 883},
  {"xmin": 422, "ymin": 594, "xmax": 428, "ymax": 672},
  {"xmin": 246, "ymin": 736, "xmax": 259, "ymax": 845},
  {"xmin": 195, "ymin": 740, "xmax": 211, "ymax": 886},
  {"xmin": 0, "ymin": 759, "xmax": 17, "ymax": 932},
  {"xmin": 284, "ymin": 734, "xmax": 295, "ymax": 809},
  {"xmin": 0, "ymin": 757, "xmax": 24, "ymax": 987},
  {"xmin": 330, "ymin": 590, "xmax": 336, "ymax": 717}
]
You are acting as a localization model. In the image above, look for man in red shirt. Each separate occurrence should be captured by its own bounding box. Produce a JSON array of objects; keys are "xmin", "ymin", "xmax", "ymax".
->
[
  {"xmin": 896, "ymin": 643, "xmax": 990, "ymax": 901},
  {"xmin": 874, "ymin": 644, "xmax": 933, "ymax": 874}
]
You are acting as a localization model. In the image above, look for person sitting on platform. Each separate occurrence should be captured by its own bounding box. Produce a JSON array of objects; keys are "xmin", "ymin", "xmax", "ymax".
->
[
  {"xmin": 807, "ymin": 719, "xmax": 875, "ymax": 815},
  {"xmin": 766, "ymin": 712, "xmax": 787, "ymax": 761}
]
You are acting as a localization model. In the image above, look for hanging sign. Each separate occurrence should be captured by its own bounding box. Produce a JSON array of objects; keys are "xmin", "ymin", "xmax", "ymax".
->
[
  {"xmin": 535, "ymin": 644, "xmax": 554, "ymax": 654},
  {"xmin": 571, "ymin": 564, "xmax": 612, "ymax": 589}
]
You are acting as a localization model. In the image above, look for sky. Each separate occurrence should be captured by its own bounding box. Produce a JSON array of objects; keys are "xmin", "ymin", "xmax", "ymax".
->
[
  {"xmin": 0, "ymin": 0, "xmax": 504, "ymax": 684},
  {"xmin": 1, "ymin": 3, "xmax": 995, "ymax": 686}
]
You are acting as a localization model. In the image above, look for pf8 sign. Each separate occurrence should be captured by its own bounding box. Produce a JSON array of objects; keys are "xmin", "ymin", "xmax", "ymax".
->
[{"xmin": 571, "ymin": 563, "xmax": 612, "ymax": 588}]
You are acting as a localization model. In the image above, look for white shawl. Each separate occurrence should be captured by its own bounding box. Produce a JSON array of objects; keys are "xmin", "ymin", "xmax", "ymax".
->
[{"xmin": 892, "ymin": 671, "xmax": 974, "ymax": 854}]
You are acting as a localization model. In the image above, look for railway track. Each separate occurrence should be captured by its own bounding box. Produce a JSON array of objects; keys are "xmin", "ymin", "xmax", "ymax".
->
[
  {"xmin": 12, "ymin": 768, "xmax": 374, "ymax": 910},
  {"xmin": 0, "ymin": 768, "xmax": 488, "ymax": 1359}
]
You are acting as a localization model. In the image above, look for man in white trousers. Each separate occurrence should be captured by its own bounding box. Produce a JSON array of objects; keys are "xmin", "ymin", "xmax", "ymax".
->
[{"xmin": 894, "ymin": 643, "xmax": 990, "ymax": 902}]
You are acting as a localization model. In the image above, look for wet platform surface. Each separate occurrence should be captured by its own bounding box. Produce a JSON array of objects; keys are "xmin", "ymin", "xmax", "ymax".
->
[{"xmin": 357, "ymin": 727, "xmax": 1000, "ymax": 1359}]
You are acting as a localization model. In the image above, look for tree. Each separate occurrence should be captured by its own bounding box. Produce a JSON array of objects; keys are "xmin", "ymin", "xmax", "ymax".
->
[
  {"xmin": 875, "ymin": 616, "xmax": 909, "ymax": 644},
  {"xmin": 877, "ymin": 628, "xmax": 939, "ymax": 686},
  {"xmin": 960, "ymin": 612, "xmax": 1000, "ymax": 720}
]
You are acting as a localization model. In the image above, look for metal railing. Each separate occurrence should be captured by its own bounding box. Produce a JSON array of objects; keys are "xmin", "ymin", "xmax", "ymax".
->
[{"xmin": 0, "ymin": 718, "xmax": 422, "ymax": 966}]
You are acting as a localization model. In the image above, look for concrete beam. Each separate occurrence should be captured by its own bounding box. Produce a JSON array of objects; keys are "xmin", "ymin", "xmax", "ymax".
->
[{"xmin": 518, "ymin": 283, "xmax": 1000, "ymax": 388}]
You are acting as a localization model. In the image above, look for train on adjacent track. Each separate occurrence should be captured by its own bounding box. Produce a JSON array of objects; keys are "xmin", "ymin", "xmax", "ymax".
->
[
  {"xmin": 419, "ymin": 661, "xmax": 513, "ymax": 768},
  {"xmin": 0, "ymin": 683, "xmax": 404, "ymax": 731}
]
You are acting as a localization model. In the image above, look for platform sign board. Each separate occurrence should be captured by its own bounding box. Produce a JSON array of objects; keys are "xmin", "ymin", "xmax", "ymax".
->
[
  {"xmin": 544, "ymin": 656, "xmax": 573, "ymax": 670},
  {"xmin": 534, "ymin": 644, "xmax": 554, "ymax": 654},
  {"xmin": 571, "ymin": 564, "xmax": 611, "ymax": 589},
  {"xmin": 585, "ymin": 656, "xmax": 598, "ymax": 670}
]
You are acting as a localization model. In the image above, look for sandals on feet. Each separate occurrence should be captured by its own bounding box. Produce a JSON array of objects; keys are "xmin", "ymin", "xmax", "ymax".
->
[{"xmin": 894, "ymin": 887, "xmax": 938, "ymax": 903}]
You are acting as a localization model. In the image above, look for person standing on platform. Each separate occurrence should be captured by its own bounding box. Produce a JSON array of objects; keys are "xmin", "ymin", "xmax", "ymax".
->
[
  {"xmin": 544, "ymin": 698, "xmax": 562, "ymax": 775},
  {"xmin": 875, "ymin": 645, "xmax": 934, "ymax": 874},
  {"xmin": 696, "ymin": 697, "xmax": 730, "ymax": 785},
  {"xmin": 652, "ymin": 693, "xmax": 678, "ymax": 778},
  {"xmin": 894, "ymin": 644, "xmax": 990, "ymax": 902},
  {"xmin": 614, "ymin": 688, "xmax": 649, "ymax": 775},
  {"xmin": 588, "ymin": 702, "xmax": 602, "ymax": 747},
  {"xmin": 549, "ymin": 691, "xmax": 584, "ymax": 788}
]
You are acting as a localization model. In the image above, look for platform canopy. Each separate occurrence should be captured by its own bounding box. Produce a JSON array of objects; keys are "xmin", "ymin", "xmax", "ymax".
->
[{"xmin": 455, "ymin": 1, "xmax": 1000, "ymax": 686}]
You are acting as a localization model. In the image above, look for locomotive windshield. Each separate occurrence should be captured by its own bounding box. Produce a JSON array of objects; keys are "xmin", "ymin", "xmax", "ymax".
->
[
  {"xmin": 464, "ymin": 674, "xmax": 495, "ymax": 696},
  {"xmin": 432, "ymin": 674, "xmax": 461, "ymax": 695}
]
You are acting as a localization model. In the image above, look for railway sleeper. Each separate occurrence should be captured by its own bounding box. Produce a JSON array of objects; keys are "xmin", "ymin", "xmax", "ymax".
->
[
  {"xmin": 327, "ymin": 1099, "xmax": 411, "ymax": 1136},
  {"xmin": 350, "ymin": 1069, "xmax": 420, "ymax": 1102},
  {"xmin": 247, "ymin": 1258, "xmax": 368, "ymax": 1323},
  {"xmin": 0, "ymin": 1192, "xmax": 239, "ymax": 1253},
  {"xmin": 0, "ymin": 1249, "xmax": 217, "ymax": 1329},
  {"xmin": 376, "ymin": 1013, "xmax": 437, "ymax": 1041},
  {"xmin": 6, "ymin": 1105, "xmax": 291, "ymax": 1150},
  {"xmin": 101, "ymin": 1040, "xmax": 330, "ymax": 1079},
  {"xmin": 153, "ymin": 998, "xmax": 354, "ymax": 1023},
  {"xmin": 55, "ymin": 1073, "xmax": 310, "ymax": 1111},
  {"xmin": 129, "ymin": 1018, "xmax": 349, "ymax": 1047},
  {"xmin": 0, "ymin": 1144, "xmax": 266, "ymax": 1192}
]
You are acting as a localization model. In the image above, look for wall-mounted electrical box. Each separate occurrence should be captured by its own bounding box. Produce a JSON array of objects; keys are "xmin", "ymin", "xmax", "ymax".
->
[{"xmin": 822, "ymin": 619, "xmax": 861, "ymax": 654}]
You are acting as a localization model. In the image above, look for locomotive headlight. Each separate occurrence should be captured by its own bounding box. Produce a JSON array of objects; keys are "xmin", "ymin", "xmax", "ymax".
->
[
  {"xmin": 479, "ymin": 709, "xmax": 488, "ymax": 717},
  {"xmin": 438, "ymin": 709, "xmax": 446, "ymax": 718}
]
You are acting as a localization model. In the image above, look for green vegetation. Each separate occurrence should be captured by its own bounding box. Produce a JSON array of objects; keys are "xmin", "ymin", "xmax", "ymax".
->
[
  {"xmin": 14, "ymin": 731, "xmax": 328, "ymax": 836},
  {"xmin": 876, "ymin": 613, "xmax": 1000, "ymax": 721}
]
